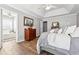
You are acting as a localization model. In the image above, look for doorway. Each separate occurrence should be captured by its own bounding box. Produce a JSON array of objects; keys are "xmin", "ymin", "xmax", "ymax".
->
[
  {"xmin": 2, "ymin": 8, "xmax": 18, "ymax": 42},
  {"xmin": 43, "ymin": 21, "xmax": 47, "ymax": 32},
  {"xmin": 0, "ymin": 8, "xmax": 19, "ymax": 49}
]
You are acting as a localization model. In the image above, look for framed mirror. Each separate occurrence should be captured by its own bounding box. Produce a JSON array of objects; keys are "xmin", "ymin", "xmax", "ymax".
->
[{"xmin": 24, "ymin": 16, "xmax": 34, "ymax": 27}]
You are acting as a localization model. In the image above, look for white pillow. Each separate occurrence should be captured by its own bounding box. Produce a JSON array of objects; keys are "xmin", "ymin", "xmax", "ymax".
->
[
  {"xmin": 65, "ymin": 25, "xmax": 76, "ymax": 34},
  {"xmin": 58, "ymin": 28, "xmax": 63, "ymax": 34},
  {"xmin": 71, "ymin": 27, "xmax": 79, "ymax": 37},
  {"xmin": 50, "ymin": 28, "xmax": 59, "ymax": 33},
  {"xmin": 50, "ymin": 29, "xmax": 55, "ymax": 33}
]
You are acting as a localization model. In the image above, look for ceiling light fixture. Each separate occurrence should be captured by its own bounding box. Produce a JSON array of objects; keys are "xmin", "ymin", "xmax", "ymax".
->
[
  {"xmin": 45, "ymin": 6, "xmax": 52, "ymax": 10},
  {"xmin": 45, "ymin": 5, "xmax": 57, "ymax": 10}
]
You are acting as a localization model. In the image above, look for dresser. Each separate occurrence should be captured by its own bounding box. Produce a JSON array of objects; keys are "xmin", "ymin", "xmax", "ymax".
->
[{"xmin": 24, "ymin": 28, "xmax": 36, "ymax": 41}]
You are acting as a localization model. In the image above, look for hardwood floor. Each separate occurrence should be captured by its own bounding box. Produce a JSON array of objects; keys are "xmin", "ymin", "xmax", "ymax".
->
[{"xmin": 0, "ymin": 39, "xmax": 37, "ymax": 55}]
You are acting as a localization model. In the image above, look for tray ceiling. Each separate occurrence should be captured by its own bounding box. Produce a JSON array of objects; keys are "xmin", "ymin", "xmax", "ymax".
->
[{"xmin": 7, "ymin": 4, "xmax": 79, "ymax": 17}]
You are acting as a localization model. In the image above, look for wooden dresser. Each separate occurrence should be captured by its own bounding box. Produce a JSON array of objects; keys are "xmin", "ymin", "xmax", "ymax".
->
[{"xmin": 24, "ymin": 28, "xmax": 36, "ymax": 41}]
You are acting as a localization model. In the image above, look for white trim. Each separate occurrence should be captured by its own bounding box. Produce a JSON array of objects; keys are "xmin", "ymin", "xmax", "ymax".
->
[
  {"xmin": 7, "ymin": 4, "xmax": 43, "ymax": 18},
  {"xmin": 15, "ymin": 13, "xmax": 19, "ymax": 42},
  {"xmin": 16, "ymin": 39, "xmax": 24, "ymax": 43},
  {"xmin": 0, "ymin": 8, "xmax": 2, "ymax": 48}
]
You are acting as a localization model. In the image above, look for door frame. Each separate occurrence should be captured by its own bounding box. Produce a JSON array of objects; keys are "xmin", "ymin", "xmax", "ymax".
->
[
  {"xmin": 0, "ymin": 8, "xmax": 19, "ymax": 48},
  {"xmin": 0, "ymin": 8, "xmax": 2, "ymax": 48},
  {"xmin": 40, "ymin": 20, "xmax": 43, "ymax": 34}
]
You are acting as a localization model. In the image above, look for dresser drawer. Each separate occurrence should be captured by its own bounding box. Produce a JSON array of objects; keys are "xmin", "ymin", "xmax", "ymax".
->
[{"xmin": 24, "ymin": 28, "xmax": 36, "ymax": 41}]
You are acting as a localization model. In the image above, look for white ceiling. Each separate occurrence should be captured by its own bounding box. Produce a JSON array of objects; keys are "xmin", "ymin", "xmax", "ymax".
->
[
  {"xmin": 2, "ymin": 8, "xmax": 17, "ymax": 18},
  {"xmin": 7, "ymin": 4, "xmax": 79, "ymax": 17}
]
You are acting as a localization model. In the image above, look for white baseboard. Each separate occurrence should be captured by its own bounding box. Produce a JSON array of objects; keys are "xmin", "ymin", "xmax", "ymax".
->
[{"xmin": 16, "ymin": 39, "xmax": 24, "ymax": 43}]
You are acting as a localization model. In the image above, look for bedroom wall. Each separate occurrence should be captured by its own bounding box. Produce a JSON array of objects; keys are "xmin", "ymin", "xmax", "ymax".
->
[
  {"xmin": 53, "ymin": 13, "xmax": 77, "ymax": 27},
  {"xmin": 42, "ymin": 13, "xmax": 77, "ymax": 32},
  {"xmin": 0, "ymin": 5, "xmax": 40, "ymax": 42},
  {"xmin": 77, "ymin": 13, "xmax": 79, "ymax": 27}
]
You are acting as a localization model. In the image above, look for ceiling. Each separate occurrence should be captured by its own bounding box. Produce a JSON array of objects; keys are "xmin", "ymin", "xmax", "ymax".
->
[
  {"xmin": 2, "ymin": 8, "xmax": 17, "ymax": 18},
  {"xmin": 7, "ymin": 4, "xmax": 79, "ymax": 17}
]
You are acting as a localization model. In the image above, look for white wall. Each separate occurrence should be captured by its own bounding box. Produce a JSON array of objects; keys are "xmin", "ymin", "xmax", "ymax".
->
[
  {"xmin": 0, "ymin": 8, "xmax": 2, "ymax": 48},
  {"xmin": 34, "ymin": 18, "xmax": 40, "ymax": 36},
  {"xmin": 42, "ymin": 13, "xmax": 77, "ymax": 32},
  {"xmin": 0, "ymin": 5, "xmax": 40, "ymax": 42},
  {"xmin": 53, "ymin": 14, "xmax": 77, "ymax": 27}
]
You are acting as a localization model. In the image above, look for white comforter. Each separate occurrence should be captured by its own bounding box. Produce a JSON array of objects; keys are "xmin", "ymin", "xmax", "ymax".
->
[{"xmin": 47, "ymin": 32, "xmax": 71, "ymax": 50}]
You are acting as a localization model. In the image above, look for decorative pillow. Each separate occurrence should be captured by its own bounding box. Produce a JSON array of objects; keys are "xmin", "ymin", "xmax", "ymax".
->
[
  {"xmin": 54, "ymin": 28, "xmax": 59, "ymax": 33},
  {"xmin": 50, "ymin": 28, "xmax": 59, "ymax": 33},
  {"xmin": 50, "ymin": 29, "xmax": 55, "ymax": 33},
  {"xmin": 65, "ymin": 25, "xmax": 76, "ymax": 34},
  {"xmin": 58, "ymin": 28, "xmax": 63, "ymax": 34},
  {"xmin": 71, "ymin": 27, "xmax": 79, "ymax": 37}
]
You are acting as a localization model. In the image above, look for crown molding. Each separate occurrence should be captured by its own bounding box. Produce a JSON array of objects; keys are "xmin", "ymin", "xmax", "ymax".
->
[{"xmin": 7, "ymin": 4, "xmax": 43, "ymax": 18}]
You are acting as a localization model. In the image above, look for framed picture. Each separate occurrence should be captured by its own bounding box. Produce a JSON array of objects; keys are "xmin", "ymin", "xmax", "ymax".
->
[
  {"xmin": 24, "ymin": 16, "xmax": 34, "ymax": 27},
  {"xmin": 51, "ymin": 22, "xmax": 59, "ymax": 29}
]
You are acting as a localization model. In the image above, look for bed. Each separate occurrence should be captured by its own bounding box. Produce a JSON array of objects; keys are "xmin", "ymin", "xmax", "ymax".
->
[{"xmin": 37, "ymin": 25, "xmax": 79, "ymax": 55}]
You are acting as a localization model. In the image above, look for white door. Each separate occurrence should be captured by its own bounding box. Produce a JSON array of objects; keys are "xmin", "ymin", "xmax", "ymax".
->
[{"xmin": 0, "ymin": 8, "xmax": 2, "ymax": 48}]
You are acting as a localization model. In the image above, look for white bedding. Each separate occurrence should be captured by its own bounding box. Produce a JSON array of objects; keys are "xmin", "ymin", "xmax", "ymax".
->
[
  {"xmin": 37, "ymin": 26, "xmax": 79, "ymax": 54},
  {"xmin": 71, "ymin": 27, "xmax": 79, "ymax": 37},
  {"xmin": 47, "ymin": 33, "xmax": 71, "ymax": 50},
  {"xmin": 47, "ymin": 33, "xmax": 57, "ymax": 42}
]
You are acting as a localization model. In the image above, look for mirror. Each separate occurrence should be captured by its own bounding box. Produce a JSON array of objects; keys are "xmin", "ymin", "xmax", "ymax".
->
[{"xmin": 24, "ymin": 16, "xmax": 34, "ymax": 27}]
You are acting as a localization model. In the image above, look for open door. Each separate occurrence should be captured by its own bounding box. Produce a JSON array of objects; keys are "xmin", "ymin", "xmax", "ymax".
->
[{"xmin": 0, "ymin": 8, "xmax": 2, "ymax": 48}]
